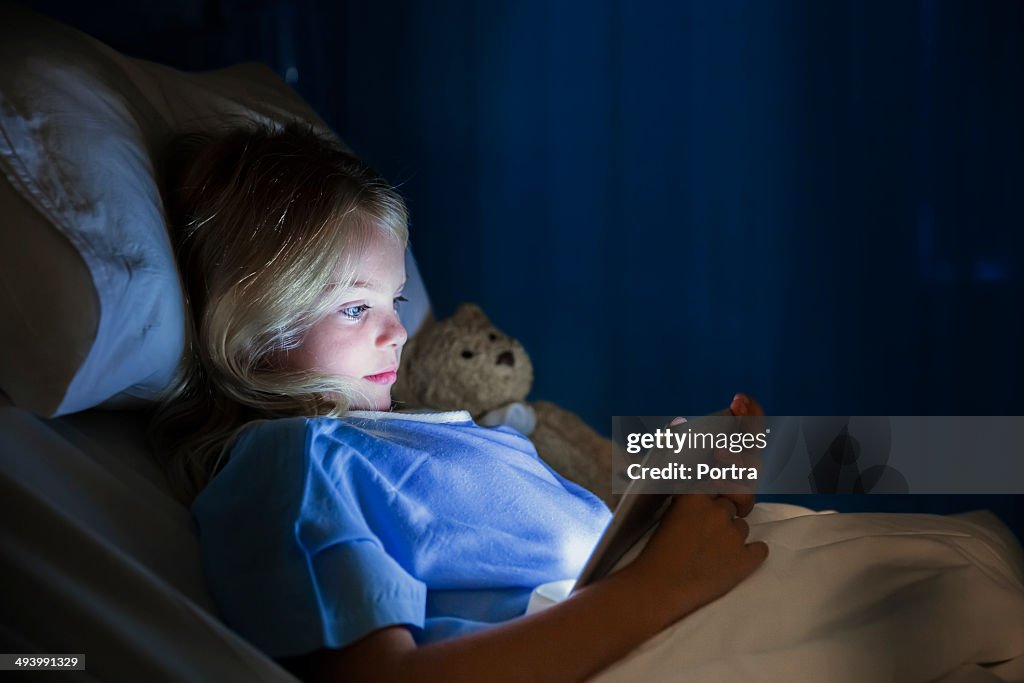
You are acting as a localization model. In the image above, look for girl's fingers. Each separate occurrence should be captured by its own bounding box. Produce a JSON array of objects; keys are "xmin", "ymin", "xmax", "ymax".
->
[
  {"xmin": 746, "ymin": 540, "xmax": 770, "ymax": 563},
  {"xmin": 713, "ymin": 479, "xmax": 759, "ymax": 500},
  {"xmin": 717, "ymin": 491, "xmax": 756, "ymax": 517},
  {"xmin": 731, "ymin": 393, "xmax": 765, "ymax": 417},
  {"xmin": 713, "ymin": 495, "xmax": 738, "ymax": 519},
  {"xmin": 714, "ymin": 447, "xmax": 741, "ymax": 465}
]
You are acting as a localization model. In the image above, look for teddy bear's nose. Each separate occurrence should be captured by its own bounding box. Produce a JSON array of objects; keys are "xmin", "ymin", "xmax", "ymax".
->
[{"xmin": 496, "ymin": 350, "xmax": 515, "ymax": 367}]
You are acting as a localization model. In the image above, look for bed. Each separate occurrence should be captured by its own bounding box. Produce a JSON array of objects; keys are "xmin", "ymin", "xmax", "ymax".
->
[
  {"xmin": 2, "ymin": 6, "xmax": 1022, "ymax": 682},
  {"xmin": 0, "ymin": 400, "xmax": 302, "ymax": 681}
]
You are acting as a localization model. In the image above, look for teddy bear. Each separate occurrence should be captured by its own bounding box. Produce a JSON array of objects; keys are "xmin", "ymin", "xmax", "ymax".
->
[{"xmin": 392, "ymin": 302, "xmax": 619, "ymax": 508}]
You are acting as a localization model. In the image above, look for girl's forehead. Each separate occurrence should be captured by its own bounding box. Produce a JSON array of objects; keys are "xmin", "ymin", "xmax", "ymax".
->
[{"xmin": 329, "ymin": 237, "xmax": 407, "ymax": 292}]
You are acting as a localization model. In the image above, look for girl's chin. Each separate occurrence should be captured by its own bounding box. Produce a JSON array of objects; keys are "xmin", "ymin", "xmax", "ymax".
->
[
  {"xmin": 348, "ymin": 404, "xmax": 389, "ymax": 412},
  {"xmin": 349, "ymin": 392, "xmax": 392, "ymax": 412}
]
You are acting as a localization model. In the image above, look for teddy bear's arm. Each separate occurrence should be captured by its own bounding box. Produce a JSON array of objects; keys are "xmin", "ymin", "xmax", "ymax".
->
[{"xmin": 529, "ymin": 400, "xmax": 624, "ymax": 508}]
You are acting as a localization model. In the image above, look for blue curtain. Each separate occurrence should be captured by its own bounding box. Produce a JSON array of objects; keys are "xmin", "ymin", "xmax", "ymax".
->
[{"xmin": 288, "ymin": 1, "xmax": 1024, "ymax": 425}]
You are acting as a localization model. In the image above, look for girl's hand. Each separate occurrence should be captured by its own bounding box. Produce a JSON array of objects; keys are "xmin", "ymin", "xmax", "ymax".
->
[
  {"xmin": 721, "ymin": 393, "xmax": 766, "ymax": 495},
  {"xmin": 617, "ymin": 394, "xmax": 767, "ymax": 627},
  {"xmin": 670, "ymin": 393, "xmax": 766, "ymax": 493},
  {"xmin": 622, "ymin": 492, "xmax": 768, "ymax": 628},
  {"xmin": 729, "ymin": 392, "xmax": 764, "ymax": 419}
]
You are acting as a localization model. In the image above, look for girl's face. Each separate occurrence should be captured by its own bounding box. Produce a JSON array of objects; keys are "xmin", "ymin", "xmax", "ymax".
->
[{"xmin": 285, "ymin": 235, "xmax": 408, "ymax": 410}]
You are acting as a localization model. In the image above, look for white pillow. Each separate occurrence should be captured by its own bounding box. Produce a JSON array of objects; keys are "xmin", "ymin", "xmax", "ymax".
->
[{"xmin": 0, "ymin": 5, "xmax": 430, "ymax": 417}]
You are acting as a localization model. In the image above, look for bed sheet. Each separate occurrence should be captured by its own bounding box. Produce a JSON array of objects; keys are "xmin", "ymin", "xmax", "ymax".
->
[{"xmin": 591, "ymin": 503, "xmax": 1024, "ymax": 683}]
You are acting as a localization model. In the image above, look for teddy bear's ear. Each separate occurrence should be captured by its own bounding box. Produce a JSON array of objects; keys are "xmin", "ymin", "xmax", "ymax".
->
[{"xmin": 453, "ymin": 302, "xmax": 491, "ymax": 329}]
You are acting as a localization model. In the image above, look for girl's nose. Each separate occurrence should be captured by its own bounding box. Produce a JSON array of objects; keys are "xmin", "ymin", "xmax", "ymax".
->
[{"xmin": 378, "ymin": 311, "xmax": 408, "ymax": 348}]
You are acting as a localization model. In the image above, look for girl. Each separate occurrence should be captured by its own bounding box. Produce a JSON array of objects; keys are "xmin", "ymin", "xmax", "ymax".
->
[{"xmin": 152, "ymin": 122, "xmax": 768, "ymax": 683}]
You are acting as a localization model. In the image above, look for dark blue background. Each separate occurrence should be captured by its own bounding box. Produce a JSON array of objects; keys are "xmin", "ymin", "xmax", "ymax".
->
[{"xmin": 22, "ymin": 0, "xmax": 1023, "ymax": 529}]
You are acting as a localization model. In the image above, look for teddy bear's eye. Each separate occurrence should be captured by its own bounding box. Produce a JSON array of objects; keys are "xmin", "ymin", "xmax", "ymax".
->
[
  {"xmin": 461, "ymin": 350, "xmax": 474, "ymax": 359},
  {"xmin": 488, "ymin": 333, "xmax": 497, "ymax": 341}
]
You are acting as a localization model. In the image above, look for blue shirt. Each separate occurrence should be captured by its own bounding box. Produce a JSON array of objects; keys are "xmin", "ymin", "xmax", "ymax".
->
[{"xmin": 191, "ymin": 410, "xmax": 612, "ymax": 658}]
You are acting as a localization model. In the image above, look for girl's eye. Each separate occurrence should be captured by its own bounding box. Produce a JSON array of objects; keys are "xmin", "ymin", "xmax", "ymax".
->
[
  {"xmin": 394, "ymin": 295, "xmax": 409, "ymax": 310},
  {"xmin": 340, "ymin": 304, "xmax": 371, "ymax": 320}
]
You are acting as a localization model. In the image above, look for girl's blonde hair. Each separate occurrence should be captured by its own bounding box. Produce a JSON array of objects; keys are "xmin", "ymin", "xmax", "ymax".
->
[{"xmin": 150, "ymin": 121, "xmax": 409, "ymax": 504}]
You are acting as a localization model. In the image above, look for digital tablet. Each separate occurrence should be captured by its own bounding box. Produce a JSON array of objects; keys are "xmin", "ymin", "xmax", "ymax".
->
[{"xmin": 573, "ymin": 409, "xmax": 733, "ymax": 591}]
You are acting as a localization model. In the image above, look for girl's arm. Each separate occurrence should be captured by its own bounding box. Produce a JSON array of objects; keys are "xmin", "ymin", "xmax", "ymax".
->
[{"xmin": 300, "ymin": 493, "xmax": 768, "ymax": 683}]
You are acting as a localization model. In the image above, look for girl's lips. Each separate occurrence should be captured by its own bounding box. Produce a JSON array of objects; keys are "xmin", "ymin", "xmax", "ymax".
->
[{"xmin": 364, "ymin": 371, "xmax": 397, "ymax": 385}]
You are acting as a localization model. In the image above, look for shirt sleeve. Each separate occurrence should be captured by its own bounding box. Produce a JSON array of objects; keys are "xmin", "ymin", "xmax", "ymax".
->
[{"xmin": 191, "ymin": 417, "xmax": 427, "ymax": 659}]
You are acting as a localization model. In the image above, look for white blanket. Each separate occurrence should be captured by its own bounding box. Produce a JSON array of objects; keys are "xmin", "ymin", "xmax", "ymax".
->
[{"xmin": 591, "ymin": 503, "xmax": 1024, "ymax": 682}]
